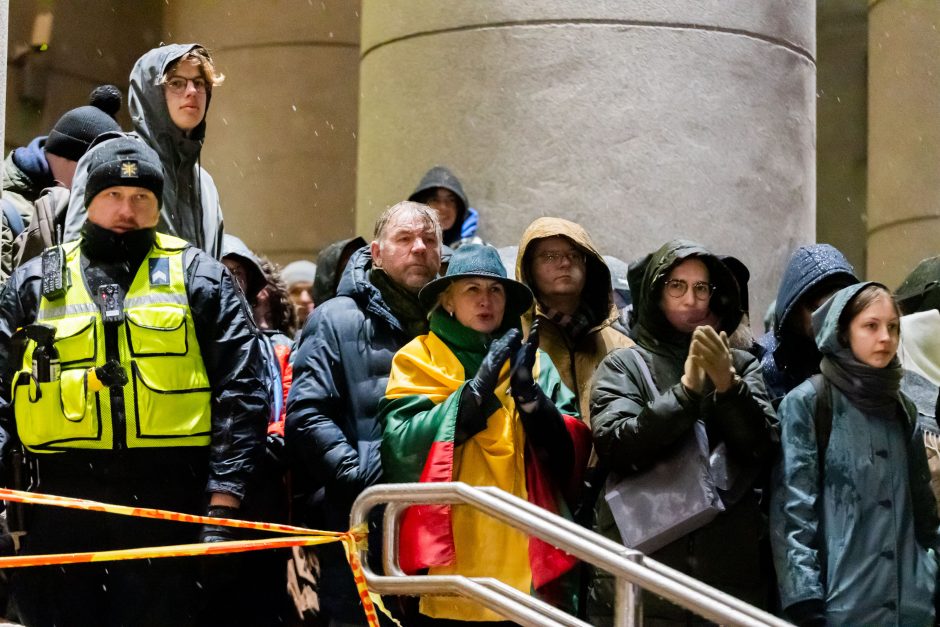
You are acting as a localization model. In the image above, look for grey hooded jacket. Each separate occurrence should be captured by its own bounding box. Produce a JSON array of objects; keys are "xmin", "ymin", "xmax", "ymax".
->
[{"xmin": 64, "ymin": 44, "xmax": 224, "ymax": 258}]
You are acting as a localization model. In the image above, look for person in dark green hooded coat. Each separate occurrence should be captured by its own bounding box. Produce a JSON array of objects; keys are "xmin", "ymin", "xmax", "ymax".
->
[
  {"xmin": 771, "ymin": 282, "xmax": 940, "ymax": 626},
  {"xmin": 588, "ymin": 239, "xmax": 778, "ymax": 625}
]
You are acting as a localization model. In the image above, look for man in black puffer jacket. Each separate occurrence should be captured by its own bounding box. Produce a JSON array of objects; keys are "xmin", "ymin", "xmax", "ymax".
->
[{"xmin": 286, "ymin": 201, "xmax": 442, "ymax": 625}]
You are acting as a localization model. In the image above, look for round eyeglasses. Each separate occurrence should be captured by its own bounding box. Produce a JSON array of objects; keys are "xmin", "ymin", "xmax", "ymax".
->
[
  {"xmin": 663, "ymin": 279, "xmax": 714, "ymax": 300},
  {"xmin": 163, "ymin": 76, "xmax": 208, "ymax": 94}
]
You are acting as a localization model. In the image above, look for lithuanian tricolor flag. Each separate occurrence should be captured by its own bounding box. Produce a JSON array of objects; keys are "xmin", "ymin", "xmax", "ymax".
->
[{"xmin": 380, "ymin": 314, "xmax": 591, "ymax": 621}]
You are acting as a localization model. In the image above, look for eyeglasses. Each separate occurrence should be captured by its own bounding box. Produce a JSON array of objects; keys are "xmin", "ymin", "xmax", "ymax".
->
[
  {"xmin": 663, "ymin": 279, "xmax": 714, "ymax": 300},
  {"xmin": 536, "ymin": 251, "xmax": 586, "ymax": 266},
  {"xmin": 163, "ymin": 76, "xmax": 208, "ymax": 94}
]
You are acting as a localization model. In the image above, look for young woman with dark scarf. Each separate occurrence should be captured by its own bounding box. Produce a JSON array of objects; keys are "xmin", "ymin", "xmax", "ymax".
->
[{"xmin": 771, "ymin": 282, "xmax": 940, "ymax": 626}]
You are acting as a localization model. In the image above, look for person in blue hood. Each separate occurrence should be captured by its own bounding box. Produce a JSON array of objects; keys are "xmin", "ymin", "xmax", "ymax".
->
[
  {"xmin": 757, "ymin": 244, "xmax": 858, "ymax": 405},
  {"xmin": 408, "ymin": 165, "xmax": 483, "ymax": 249},
  {"xmin": 770, "ymin": 282, "xmax": 939, "ymax": 626}
]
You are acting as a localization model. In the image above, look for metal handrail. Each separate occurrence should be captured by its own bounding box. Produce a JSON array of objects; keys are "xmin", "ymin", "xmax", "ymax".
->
[{"xmin": 350, "ymin": 482, "xmax": 791, "ymax": 627}]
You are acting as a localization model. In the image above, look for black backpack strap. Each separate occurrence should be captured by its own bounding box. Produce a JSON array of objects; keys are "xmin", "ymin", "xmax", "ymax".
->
[
  {"xmin": 627, "ymin": 347, "xmax": 660, "ymax": 399},
  {"xmin": 809, "ymin": 374, "xmax": 832, "ymax": 464},
  {"xmin": 2, "ymin": 199, "xmax": 25, "ymax": 238}
]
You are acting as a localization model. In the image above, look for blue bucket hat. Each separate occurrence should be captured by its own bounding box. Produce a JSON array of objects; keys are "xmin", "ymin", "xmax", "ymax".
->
[{"xmin": 419, "ymin": 244, "xmax": 533, "ymax": 318}]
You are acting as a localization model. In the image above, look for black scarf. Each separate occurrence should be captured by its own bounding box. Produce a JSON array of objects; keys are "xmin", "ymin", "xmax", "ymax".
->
[
  {"xmin": 368, "ymin": 268, "xmax": 429, "ymax": 339},
  {"xmin": 80, "ymin": 222, "xmax": 155, "ymax": 267},
  {"xmin": 820, "ymin": 349, "xmax": 903, "ymax": 415}
]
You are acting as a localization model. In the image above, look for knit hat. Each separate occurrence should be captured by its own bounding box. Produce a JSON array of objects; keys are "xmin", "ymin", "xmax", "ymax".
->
[
  {"xmin": 84, "ymin": 135, "xmax": 164, "ymax": 208},
  {"xmin": 419, "ymin": 244, "xmax": 533, "ymax": 318},
  {"xmin": 282, "ymin": 260, "xmax": 318, "ymax": 287},
  {"xmin": 45, "ymin": 85, "xmax": 122, "ymax": 161}
]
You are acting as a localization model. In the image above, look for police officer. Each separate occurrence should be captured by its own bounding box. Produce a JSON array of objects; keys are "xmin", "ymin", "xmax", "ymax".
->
[{"xmin": 0, "ymin": 135, "xmax": 268, "ymax": 627}]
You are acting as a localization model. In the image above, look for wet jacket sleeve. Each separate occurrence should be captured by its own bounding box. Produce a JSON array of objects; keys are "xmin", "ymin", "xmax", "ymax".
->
[
  {"xmin": 769, "ymin": 385, "xmax": 826, "ymax": 610},
  {"xmin": 591, "ymin": 348, "xmax": 777, "ymax": 475},
  {"xmin": 0, "ymin": 262, "xmax": 43, "ymax": 475},
  {"xmin": 186, "ymin": 250, "xmax": 268, "ymax": 500},
  {"xmin": 710, "ymin": 351, "xmax": 779, "ymax": 463},
  {"xmin": 285, "ymin": 304, "xmax": 379, "ymax": 499},
  {"xmin": 590, "ymin": 348, "xmax": 702, "ymax": 474}
]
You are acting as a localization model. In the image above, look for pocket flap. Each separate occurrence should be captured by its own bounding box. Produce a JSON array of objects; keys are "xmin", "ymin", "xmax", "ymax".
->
[
  {"xmin": 126, "ymin": 306, "xmax": 186, "ymax": 331},
  {"xmin": 53, "ymin": 316, "xmax": 97, "ymax": 364},
  {"xmin": 126, "ymin": 306, "xmax": 188, "ymax": 356}
]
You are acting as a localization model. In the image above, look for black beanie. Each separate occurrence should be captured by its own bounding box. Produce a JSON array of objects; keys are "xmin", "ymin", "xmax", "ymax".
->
[
  {"xmin": 45, "ymin": 85, "xmax": 122, "ymax": 161},
  {"xmin": 84, "ymin": 136, "xmax": 164, "ymax": 208}
]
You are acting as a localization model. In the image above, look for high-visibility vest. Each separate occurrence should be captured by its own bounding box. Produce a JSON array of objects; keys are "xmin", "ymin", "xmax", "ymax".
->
[{"xmin": 12, "ymin": 232, "xmax": 212, "ymax": 452}]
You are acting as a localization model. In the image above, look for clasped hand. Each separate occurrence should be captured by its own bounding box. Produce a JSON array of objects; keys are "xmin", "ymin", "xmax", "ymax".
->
[{"xmin": 681, "ymin": 326, "xmax": 735, "ymax": 394}]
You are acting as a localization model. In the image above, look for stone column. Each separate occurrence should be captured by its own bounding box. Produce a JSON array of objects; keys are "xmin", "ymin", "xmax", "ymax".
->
[
  {"xmin": 817, "ymin": 0, "xmax": 869, "ymax": 276},
  {"xmin": 165, "ymin": 1, "xmax": 361, "ymax": 265},
  {"xmin": 867, "ymin": 0, "xmax": 940, "ymax": 288},
  {"xmin": 356, "ymin": 1, "xmax": 816, "ymax": 321}
]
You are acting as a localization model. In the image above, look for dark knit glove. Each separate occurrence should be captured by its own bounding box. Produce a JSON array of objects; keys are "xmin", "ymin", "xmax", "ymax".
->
[{"xmin": 455, "ymin": 328, "xmax": 521, "ymax": 445}]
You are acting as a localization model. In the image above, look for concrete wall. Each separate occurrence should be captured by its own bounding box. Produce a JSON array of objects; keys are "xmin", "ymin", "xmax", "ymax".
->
[
  {"xmin": 356, "ymin": 1, "xmax": 816, "ymax": 323},
  {"xmin": 165, "ymin": 0, "xmax": 361, "ymax": 265},
  {"xmin": 5, "ymin": 1, "xmax": 161, "ymax": 152},
  {"xmin": 867, "ymin": 0, "xmax": 940, "ymax": 289}
]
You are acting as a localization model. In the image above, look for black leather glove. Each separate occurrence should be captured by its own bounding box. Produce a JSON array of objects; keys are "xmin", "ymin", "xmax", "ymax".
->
[
  {"xmin": 455, "ymin": 328, "xmax": 521, "ymax": 445},
  {"xmin": 509, "ymin": 322, "xmax": 574, "ymax": 481},
  {"xmin": 200, "ymin": 505, "xmax": 242, "ymax": 543},
  {"xmin": 265, "ymin": 432, "xmax": 286, "ymax": 470},
  {"xmin": 510, "ymin": 321, "xmax": 540, "ymax": 405}
]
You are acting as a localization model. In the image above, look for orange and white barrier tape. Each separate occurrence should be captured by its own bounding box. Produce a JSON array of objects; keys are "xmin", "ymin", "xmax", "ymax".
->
[{"xmin": 0, "ymin": 488, "xmax": 397, "ymax": 627}]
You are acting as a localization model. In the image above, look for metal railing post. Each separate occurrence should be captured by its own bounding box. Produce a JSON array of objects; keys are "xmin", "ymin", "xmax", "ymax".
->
[
  {"xmin": 613, "ymin": 551, "xmax": 644, "ymax": 627},
  {"xmin": 350, "ymin": 483, "xmax": 791, "ymax": 627}
]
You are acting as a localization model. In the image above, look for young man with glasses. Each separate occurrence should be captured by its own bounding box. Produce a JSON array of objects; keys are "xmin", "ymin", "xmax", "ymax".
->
[
  {"xmin": 514, "ymin": 218, "xmax": 634, "ymax": 616},
  {"xmin": 516, "ymin": 218, "xmax": 633, "ymax": 429},
  {"xmin": 65, "ymin": 44, "xmax": 225, "ymax": 258},
  {"xmin": 587, "ymin": 239, "xmax": 778, "ymax": 625}
]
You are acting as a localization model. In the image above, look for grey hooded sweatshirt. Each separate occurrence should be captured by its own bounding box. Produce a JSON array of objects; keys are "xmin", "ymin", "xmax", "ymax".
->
[{"xmin": 64, "ymin": 44, "xmax": 224, "ymax": 258}]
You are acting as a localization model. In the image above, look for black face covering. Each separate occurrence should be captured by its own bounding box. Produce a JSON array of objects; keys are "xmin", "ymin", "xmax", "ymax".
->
[{"xmin": 80, "ymin": 221, "xmax": 156, "ymax": 268}]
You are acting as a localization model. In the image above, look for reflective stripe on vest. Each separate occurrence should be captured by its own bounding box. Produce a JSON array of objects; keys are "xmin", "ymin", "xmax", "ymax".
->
[{"xmin": 14, "ymin": 233, "xmax": 212, "ymax": 452}]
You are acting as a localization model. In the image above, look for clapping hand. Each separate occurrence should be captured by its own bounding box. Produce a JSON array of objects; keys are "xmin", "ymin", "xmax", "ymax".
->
[
  {"xmin": 510, "ymin": 321, "xmax": 540, "ymax": 406},
  {"xmin": 457, "ymin": 328, "xmax": 521, "ymax": 444},
  {"xmin": 689, "ymin": 326, "xmax": 735, "ymax": 393}
]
